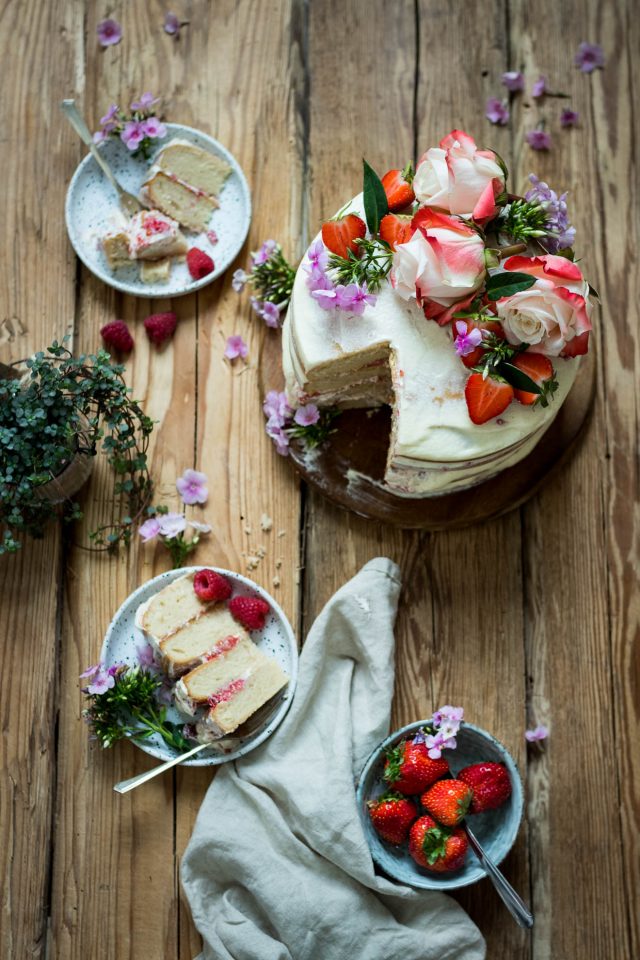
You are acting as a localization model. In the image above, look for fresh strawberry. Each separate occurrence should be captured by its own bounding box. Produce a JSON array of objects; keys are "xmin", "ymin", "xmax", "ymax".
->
[
  {"xmin": 379, "ymin": 213, "xmax": 413, "ymax": 250},
  {"xmin": 512, "ymin": 352, "xmax": 558, "ymax": 406},
  {"xmin": 100, "ymin": 320, "xmax": 134, "ymax": 353},
  {"xmin": 187, "ymin": 247, "xmax": 215, "ymax": 280},
  {"xmin": 144, "ymin": 311, "xmax": 177, "ymax": 345},
  {"xmin": 228, "ymin": 595, "xmax": 270, "ymax": 631},
  {"xmin": 193, "ymin": 569, "xmax": 232, "ymax": 603},
  {"xmin": 381, "ymin": 164, "xmax": 415, "ymax": 212},
  {"xmin": 464, "ymin": 372, "xmax": 514, "ymax": 425},
  {"xmin": 421, "ymin": 779, "xmax": 472, "ymax": 826},
  {"xmin": 368, "ymin": 792, "xmax": 418, "ymax": 845},
  {"xmin": 321, "ymin": 213, "xmax": 366, "ymax": 259},
  {"xmin": 409, "ymin": 815, "xmax": 468, "ymax": 872},
  {"xmin": 456, "ymin": 320, "xmax": 506, "ymax": 369},
  {"xmin": 383, "ymin": 739, "xmax": 450, "ymax": 795},
  {"xmin": 458, "ymin": 762, "xmax": 512, "ymax": 814}
]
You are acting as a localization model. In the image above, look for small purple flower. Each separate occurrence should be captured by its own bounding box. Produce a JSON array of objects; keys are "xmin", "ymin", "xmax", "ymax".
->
[
  {"xmin": 432, "ymin": 704, "xmax": 464, "ymax": 728},
  {"xmin": 136, "ymin": 643, "xmax": 158, "ymax": 670},
  {"xmin": 560, "ymin": 108, "xmax": 579, "ymax": 128},
  {"xmin": 100, "ymin": 103, "xmax": 119, "ymax": 126},
  {"xmin": 485, "ymin": 97, "xmax": 510, "ymax": 126},
  {"xmin": 120, "ymin": 120, "xmax": 145, "ymax": 151},
  {"xmin": 97, "ymin": 18, "xmax": 122, "ymax": 47},
  {"xmin": 525, "ymin": 174, "xmax": 575, "ymax": 251},
  {"xmin": 141, "ymin": 116, "xmax": 167, "ymax": 139},
  {"xmin": 305, "ymin": 264, "xmax": 334, "ymax": 295},
  {"xmin": 307, "ymin": 238, "xmax": 329, "ymax": 272},
  {"xmin": 294, "ymin": 404, "xmax": 320, "ymax": 427},
  {"xmin": 575, "ymin": 42, "xmax": 605, "ymax": 73},
  {"xmin": 188, "ymin": 520, "xmax": 212, "ymax": 534},
  {"xmin": 176, "ymin": 468, "xmax": 208, "ymax": 505},
  {"xmin": 453, "ymin": 320, "xmax": 483, "ymax": 357},
  {"xmin": 224, "ymin": 334, "xmax": 248, "ymax": 361},
  {"xmin": 164, "ymin": 12, "xmax": 180, "ymax": 35},
  {"xmin": 83, "ymin": 663, "xmax": 116, "ymax": 695},
  {"xmin": 232, "ymin": 269, "xmax": 249, "ymax": 292},
  {"xmin": 335, "ymin": 282, "xmax": 376, "ymax": 316},
  {"xmin": 526, "ymin": 129, "xmax": 552, "ymax": 151},
  {"xmin": 250, "ymin": 298, "xmax": 280, "ymax": 328},
  {"xmin": 532, "ymin": 75, "xmax": 547, "ymax": 98},
  {"xmin": 93, "ymin": 130, "xmax": 108, "ymax": 144},
  {"xmin": 263, "ymin": 390, "xmax": 292, "ymax": 425},
  {"xmin": 252, "ymin": 239, "xmax": 278, "ymax": 265},
  {"xmin": 131, "ymin": 92, "xmax": 159, "ymax": 112},
  {"xmin": 158, "ymin": 512, "xmax": 187, "ymax": 538},
  {"xmin": 525, "ymin": 724, "xmax": 549, "ymax": 742},
  {"xmin": 311, "ymin": 287, "xmax": 339, "ymax": 311},
  {"xmin": 425, "ymin": 732, "xmax": 445, "ymax": 760},
  {"xmin": 266, "ymin": 419, "xmax": 290, "ymax": 456},
  {"xmin": 80, "ymin": 663, "xmax": 100, "ymax": 680},
  {"xmin": 412, "ymin": 729, "xmax": 427, "ymax": 746},
  {"xmin": 502, "ymin": 71, "xmax": 524, "ymax": 92},
  {"xmin": 138, "ymin": 517, "xmax": 161, "ymax": 542}
]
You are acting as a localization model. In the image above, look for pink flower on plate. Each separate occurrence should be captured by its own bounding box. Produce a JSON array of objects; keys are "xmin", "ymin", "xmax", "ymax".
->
[
  {"xmin": 138, "ymin": 517, "xmax": 161, "ymax": 542},
  {"xmin": 502, "ymin": 71, "xmax": 524, "ymax": 92},
  {"xmin": 525, "ymin": 724, "xmax": 549, "ymax": 742},
  {"xmin": 526, "ymin": 129, "xmax": 552, "ymax": 151},
  {"xmin": 495, "ymin": 254, "xmax": 593, "ymax": 357},
  {"xmin": 453, "ymin": 321, "xmax": 483, "ymax": 357},
  {"xmin": 141, "ymin": 116, "xmax": 167, "ymax": 139},
  {"xmin": 224, "ymin": 334, "xmax": 248, "ymax": 361},
  {"xmin": 176, "ymin": 468, "xmax": 208, "ymax": 505},
  {"xmin": 294, "ymin": 404, "xmax": 320, "ymax": 427},
  {"xmin": 97, "ymin": 18, "xmax": 122, "ymax": 47},
  {"xmin": 392, "ymin": 209, "xmax": 486, "ymax": 325},
  {"xmin": 485, "ymin": 97, "xmax": 510, "ymax": 126},
  {"xmin": 164, "ymin": 12, "xmax": 180, "ymax": 35},
  {"xmin": 575, "ymin": 42, "xmax": 605, "ymax": 73},
  {"xmin": 120, "ymin": 120, "xmax": 145, "ymax": 151},
  {"xmin": 531, "ymin": 75, "xmax": 548, "ymax": 98},
  {"xmin": 158, "ymin": 512, "xmax": 187, "ymax": 538},
  {"xmin": 413, "ymin": 129, "xmax": 506, "ymax": 223}
]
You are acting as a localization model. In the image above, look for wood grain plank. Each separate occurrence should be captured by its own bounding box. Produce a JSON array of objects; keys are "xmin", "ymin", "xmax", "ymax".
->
[
  {"xmin": 0, "ymin": 0, "xmax": 84, "ymax": 956},
  {"xmin": 509, "ymin": 0, "xmax": 634, "ymax": 956}
]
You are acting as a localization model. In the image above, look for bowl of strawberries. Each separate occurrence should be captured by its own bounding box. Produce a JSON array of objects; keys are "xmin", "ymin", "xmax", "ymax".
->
[{"xmin": 357, "ymin": 712, "xmax": 523, "ymax": 890}]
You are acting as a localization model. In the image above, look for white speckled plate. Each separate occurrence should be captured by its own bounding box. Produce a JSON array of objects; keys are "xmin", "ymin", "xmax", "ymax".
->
[
  {"xmin": 100, "ymin": 566, "xmax": 297, "ymax": 766},
  {"xmin": 65, "ymin": 123, "xmax": 251, "ymax": 298}
]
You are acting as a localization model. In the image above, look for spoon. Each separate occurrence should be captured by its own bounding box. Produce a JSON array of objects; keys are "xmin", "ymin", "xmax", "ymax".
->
[
  {"xmin": 463, "ymin": 822, "xmax": 533, "ymax": 928},
  {"xmin": 60, "ymin": 99, "xmax": 142, "ymax": 217}
]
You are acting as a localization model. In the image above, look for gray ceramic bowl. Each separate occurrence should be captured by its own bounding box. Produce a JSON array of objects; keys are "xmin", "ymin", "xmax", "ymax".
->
[{"xmin": 356, "ymin": 720, "xmax": 524, "ymax": 890}]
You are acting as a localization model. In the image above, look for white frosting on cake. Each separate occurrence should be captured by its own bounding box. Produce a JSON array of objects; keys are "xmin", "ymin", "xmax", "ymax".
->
[{"xmin": 283, "ymin": 195, "xmax": 580, "ymax": 496}]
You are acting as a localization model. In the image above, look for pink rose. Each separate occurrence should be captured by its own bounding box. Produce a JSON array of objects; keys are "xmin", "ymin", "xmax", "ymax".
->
[
  {"xmin": 495, "ymin": 255, "xmax": 593, "ymax": 357},
  {"xmin": 413, "ymin": 129, "xmax": 506, "ymax": 224},
  {"xmin": 391, "ymin": 209, "xmax": 486, "ymax": 325}
]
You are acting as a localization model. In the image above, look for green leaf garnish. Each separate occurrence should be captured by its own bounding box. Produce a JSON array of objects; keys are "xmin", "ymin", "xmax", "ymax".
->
[
  {"xmin": 496, "ymin": 361, "xmax": 542, "ymax": 395},
  {"xmin": 486, "ymin": 271, "xmax": 537, "ymax": 300},
  {"xmin": 362, "ymin": 159, "xmax": 389, "ymax": 235}
]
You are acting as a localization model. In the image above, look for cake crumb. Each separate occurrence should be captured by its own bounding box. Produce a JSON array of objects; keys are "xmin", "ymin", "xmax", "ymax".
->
[
  {"xmin": 243, "ymin": 525, "xmax": 252, "ymax": 536},
  {"xmin": 275, "ymin": 558, "xmax": 283, "ymax": 570},
  {"xmin": 246, "ymin": 555, "xmax": 260, "ymax": 571},
  {"xmin": 260, "ymin": 513, "xmax": 273, "ymax": 532},
  {"xmin": 256, "ymin": 546, "xmax": 266, "ymax": 558},
  {"xmin": 277, "ymin": 529, "xmax": 286, "ymax": 538},
  {"xmin": 272, "ymin": 576, "xmax": 281, "ymax": 588}
]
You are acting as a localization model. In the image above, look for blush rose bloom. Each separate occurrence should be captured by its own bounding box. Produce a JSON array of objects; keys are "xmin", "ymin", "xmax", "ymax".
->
[
  {"xmin": 391, "ymin": 209, "xmax": 486, "ymax": 324},
  {"xmin": 495, "ymin": 255, "xmax": 593, "ymax": 357},
  {"xmin": 413, "ymin": 129, "xmax": 506, "ymax": 224}
]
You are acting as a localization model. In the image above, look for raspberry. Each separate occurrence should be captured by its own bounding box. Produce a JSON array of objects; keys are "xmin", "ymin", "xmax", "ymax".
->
[
  {"xmin": 228, "ymin": 595, "xmax": 270, "ymax": 631},
  {"xmin": 144, "ymin": 311, "xmax": 177, "ymax": 345},
  {"xmin": 187, "ymin": 247, "xmax": 215, "ymax": 280},
  {"xmin": 100, "ymin": 320, "xmax": 133, "ymax": 353},
  {"xmin": 193, "ymin": 569, "xmax": 233, "ymax": 603}
]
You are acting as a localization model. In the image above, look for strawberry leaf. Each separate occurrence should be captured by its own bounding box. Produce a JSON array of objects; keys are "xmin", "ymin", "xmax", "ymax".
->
[
  {"xmin": 486, "ymin": 272, "xmax": 536, "ymax": 300},
  {"xmin": 496, "ymin": 361, "xmax": 542, "ymax": 394},
  {"xmin": 363, "ymin": 159, "xmax": 389, "ymax": 235}
]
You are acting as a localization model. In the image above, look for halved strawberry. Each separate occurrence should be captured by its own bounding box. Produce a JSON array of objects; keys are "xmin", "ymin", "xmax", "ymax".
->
[
  {"xmin": 321, "ymin": 213, "xmax": 366, "ymax": 259},
  {"xmin": 464, "ymin": 372, "xmax": 514, "ymax": 424},
  {"xmin": 456, "ymin": 320, "xmax": 505, "ymax": 369},
  {"xmin": 381, "ymin": 165, "xmax": 415, "ymax": 212},
  {"xmin": 379, "ymin": 213, "xmax": 413, "ymax": 249},
  {"xmin": 512, "ymin": 352, "xmax": 556, "ymax": 406}
]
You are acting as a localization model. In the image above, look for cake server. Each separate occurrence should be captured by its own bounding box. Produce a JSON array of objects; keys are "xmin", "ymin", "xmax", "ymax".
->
[
  {"xmin": 463, "ymin": 821, "xmax": 534, "ymax": 928},
  {"xmin": 60, "ymin": 99, "xmax": 142, "ymax": 217}
]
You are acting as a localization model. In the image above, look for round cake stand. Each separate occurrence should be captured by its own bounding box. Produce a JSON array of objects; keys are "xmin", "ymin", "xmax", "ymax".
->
[{"xmin": 259, "ymin": 334, "xmax": 596, "ymax": 530}]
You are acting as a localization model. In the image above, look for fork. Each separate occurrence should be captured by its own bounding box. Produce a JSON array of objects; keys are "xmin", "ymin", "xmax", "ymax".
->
[
  {"xmin": 463, "ymin": 822, "xmax": 534, "ymax": 928},
  {"xmin": 60, "ymin": 99, "xmax": 142, "ymax": 217}
]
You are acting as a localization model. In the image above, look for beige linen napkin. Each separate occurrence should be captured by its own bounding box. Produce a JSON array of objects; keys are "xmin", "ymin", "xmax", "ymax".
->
[{"xmin": 181, "ymin": 557, "xmax": 485, "ymax": 960}]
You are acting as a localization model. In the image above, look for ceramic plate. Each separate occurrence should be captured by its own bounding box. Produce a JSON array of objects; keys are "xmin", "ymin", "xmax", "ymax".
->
[
  {"xmin": 100, "ymin": 566, "xmax": 297, "ymax": 766},
  {"xmin": 65, "ymin": 123, "xmax": 251, "ymax": 298},
  {"xmin": 356, "ymin": 720, "xmax": 524, "ymax": 890}
]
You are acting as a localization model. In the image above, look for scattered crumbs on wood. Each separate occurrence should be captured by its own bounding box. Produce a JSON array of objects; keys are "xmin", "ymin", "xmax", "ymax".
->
[
  {"xmin": 260, "ymin": 513, "xmax": 273, "ymax": 532},
  {"xmin": 246, "ymin": 555, "xmax": 260, "ymax": 571},
  {"xmin": 256, "ymin": 546, "xmax": 266, "ymax": 558},
  {"xmin": 277, "ymin": 529, "xmax": 286, "ymax": 538},
  {"xmin": 244, "ymin": 525, "xmax": 252, "ymax": 536},
  {"xmin": 275, "ymin": 558, "xmax": 282, "ymax": 570},
  {"xmin": 272, "ymin": 576, "xmax": 281, "ymax": 588}
]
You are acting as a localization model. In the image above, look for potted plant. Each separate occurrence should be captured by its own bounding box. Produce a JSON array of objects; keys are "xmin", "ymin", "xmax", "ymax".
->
[{"xmin": 0, "ymin": 340, "xmax": 154, "ymax": 554}]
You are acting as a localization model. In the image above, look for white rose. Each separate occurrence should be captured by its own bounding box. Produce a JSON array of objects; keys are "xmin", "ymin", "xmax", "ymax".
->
[{"xmin": 414, "ymin": 129, "xmax": 505, "ymax": 222}]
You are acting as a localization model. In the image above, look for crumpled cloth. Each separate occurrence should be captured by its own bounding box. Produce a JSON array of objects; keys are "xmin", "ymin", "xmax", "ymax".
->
[{"xmin": 181, "ymin": 557, "xmax": 485, "ymax": 960}]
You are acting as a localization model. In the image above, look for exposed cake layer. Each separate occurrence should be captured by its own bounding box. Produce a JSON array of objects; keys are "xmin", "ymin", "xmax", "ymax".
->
[
  {"xmin": 195, "ymin": 657, "xmax": 289, "ymax": 739},
  {"xmin": 136, "ymin": 572, "xmax": 212, "ymax": 640},
  {"xmin": 159, "ymin": 607, "xmax": 249, "ymax": 678},
  {"xmin": 174, "ymin": 634, "xmax": 262, "ymax": 715}
]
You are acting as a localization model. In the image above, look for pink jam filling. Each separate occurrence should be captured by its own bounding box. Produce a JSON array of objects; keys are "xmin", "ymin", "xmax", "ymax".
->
[
  {"xmin": 204, "ymin": 635, "xmax": 239, "ymax": 662},
  {"xmin": 143, "ymin": 215, "xmax": 171, "ymax": 235},
  {"xmin": 208, "ymin": 677, "xmax": 246, "ymax": 708}
]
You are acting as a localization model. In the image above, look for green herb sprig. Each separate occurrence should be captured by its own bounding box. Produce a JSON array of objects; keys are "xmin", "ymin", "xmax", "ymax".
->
[
  {"xmin": 249, "ymin": 244, "xmax": 296, "ymax": 305},
  {"xmin": 328, "ymin": 238, "xmax": 393, "ymax": 292}
]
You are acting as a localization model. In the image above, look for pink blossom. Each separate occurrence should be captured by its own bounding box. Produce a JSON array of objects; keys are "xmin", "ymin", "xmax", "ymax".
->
[
  {"xmin": 100, "ymin": 103, "xmax": 119, "ymax": 125},
  {"xmin": 176, "ymin": 468, "xmax": 208, "ymax": 505},
  {"xmin": 525, "ymin": 724, "xmax": 549, "ymax": 742},
  {"xmin": 130, "ymin": 92, "xmax": 159, "ymax": 112},
  {"xmin": 93, "ymin": 130, "xmax": 108, "ymax": 144},
  {"xmin": 252, "ymin": 239, "xmax": 278, "ymax": 265},
  {"xmin": 97, "ymin": 18, "xmax": 122, "ymax": 47},
  {"xmin": 307, "ymin": 238, "xmax": 329, "ymax": 272},
  {"xmin": 425, "ymin": 732, "xmax": 446, "ymax": 760},
  {"xmin": 224, "ymin": 334, "xmax": 248, "ymax": 361},
  {"xmin": 164, "ymin": 12, "xmax": 180, "ymax": 35},
  {"xmin": 250, "ymin": 298, "xmax": 280, "ymax": 328},
  {"xmin": 526, "ymin": 129, "xmax": 552, "ymax": 151},
  {"xmin": 263, "ymin": 390, "xmax": 292, "ymax": 425},
  {"xmin": 120, "ymin": 120, "xmax": 145, "ymax": 151},
  {"xmin": 502, "ymin": 71, "xmax": 524, "ymax": 92},
  {"xmin": 141, "ymin": 116, "xmax": 167, "ymax": 139},
  {"xmin": 294, "ymin": 404, "xmax": 320, "ymax": 427},
  {"xmin": 454, "ymin": 321, "xmax": 483, "ymax": 357},
  {"xmin": 232, "ymin": 269, "xmax": 249, "ymax": 292},
  {"xmin": 158, "ymin": 512, "xmax": 187, "ymax": 538},
  {"xmin": 560, "ymin": 108, "xmax": 579, "ymax": 128},
  {"xmin": 136, "ymin": 643, "xmax": 159, "ymax": 671},
  {"xmin": 311, "ymin": 287, "xmax": 339, "ymax": 310},
  {"xmin": 188, "ymin": 520, "xmax": 211, "ymax": 534},
  {"xmin": 575, "ymin": 42, "xmax": 605, "ymax": 73},
  {"xmin": 485, "ymin": 97, "xmax": 510, "ymax": 125},
  {"xmin": 335, "ymin": 282, "xmax": 376, "ymax": 315},
  {"xmin": 305, "ymin": 264, "xmax": 334, "ymax": 295},
  {"xmin": 81, "ymin": 663, "xmax": 116, "ymax": 695},
  {"xmin": 139, "ymin": 517, "xmax": 161, "ymax": 542},
  {"xmin": 532, "ymin": 75, "xmax": 548, "ymax": 98},
  {"xmin": 266, "ymin": 420, "xmax": 290, "ymax": 456}
]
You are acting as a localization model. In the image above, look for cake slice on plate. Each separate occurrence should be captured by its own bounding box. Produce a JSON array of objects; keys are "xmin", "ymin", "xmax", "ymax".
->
[
  {"xmin": 192, "ymin": 654, "xmax": 289, "ymax": 739},
  {"xmin": 159, "ymin": 607, "xmax": 249, "ymax": 678},
  {"xmin": 136, "ymin": 571, "xmax": 212, "ymax": 640}
]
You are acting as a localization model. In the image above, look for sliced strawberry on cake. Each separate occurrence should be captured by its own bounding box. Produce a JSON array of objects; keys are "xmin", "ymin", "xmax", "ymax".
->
[
  {"xmin": 379, "ymin": 213, "xmax": 413, "ymax": 250},
  {"xmin": 381, "ymin": 164, "xmax": 415, "ymax": 212},
  {"xmin": 321, "ymin": 212, "xmax": 366, "ymax": 259},
  {"xmin": 464, "ymin": 372, "xmax": 514, "ymax": 424},
  {"xmin": 511, "ymin": 352, "xmax": 559, "ymax": 407}
]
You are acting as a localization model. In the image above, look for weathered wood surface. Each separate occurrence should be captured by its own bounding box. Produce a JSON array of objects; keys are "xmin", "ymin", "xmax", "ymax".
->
[{"xmin": 0, "ymin": 1, "xmax": 637, "ymax": 958}]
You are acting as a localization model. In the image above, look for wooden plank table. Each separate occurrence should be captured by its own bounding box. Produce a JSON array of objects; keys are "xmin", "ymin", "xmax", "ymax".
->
[{"xmin": 1, "ymin": 1, "xmax": 637, "ymax": 957}]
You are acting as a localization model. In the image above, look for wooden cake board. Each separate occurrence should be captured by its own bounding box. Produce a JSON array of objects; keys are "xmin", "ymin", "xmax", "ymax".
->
[{"xmin": 260, "ymin": 334, "xmax": 596, "ymax": 530}]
